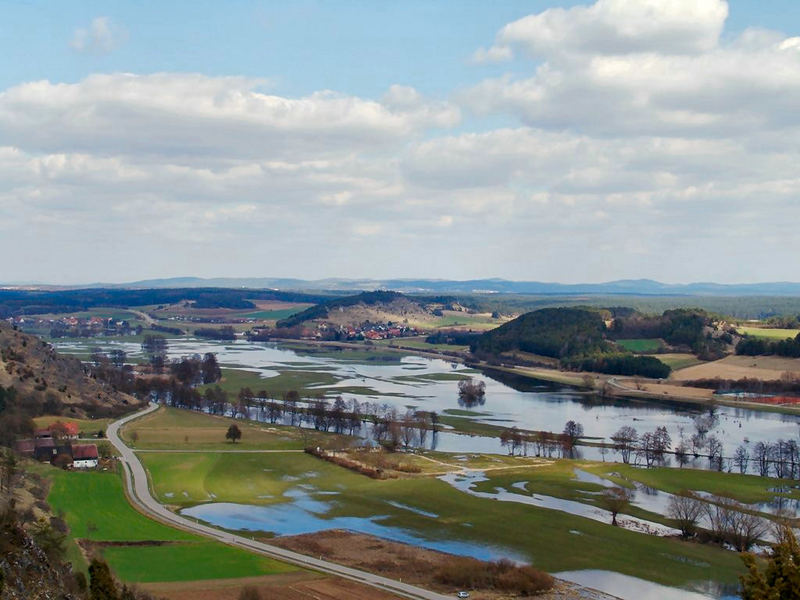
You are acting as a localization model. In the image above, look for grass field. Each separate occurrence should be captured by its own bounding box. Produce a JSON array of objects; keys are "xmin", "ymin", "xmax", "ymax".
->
[
  {"xmin": 615, "ymin": 338, "xmax": 663, "ymax": 353},
  {"xmin": 33, "ymin": 415, "xmax": 111, "ymax": 436},
  {"xmin": 738, "ymin": 326, "xmax": 800, "ymax": 340},
  {"xmin": 376, "ymin": 336, "xmax": 470, "ymax": 354},
  {"xmin": 659, "ymin": 353, "xmax": 704, "ymax": 371},
  {"xmin": 122, "ymin": 406, "xmax": 347, "ymax": 450},
  {"xmin": 46, "ymin": 468, "xmax": 296, "ymax": 582},
  {"xmin": 139, "ymin": 449, "xmax": 746, "ymax": 589}
]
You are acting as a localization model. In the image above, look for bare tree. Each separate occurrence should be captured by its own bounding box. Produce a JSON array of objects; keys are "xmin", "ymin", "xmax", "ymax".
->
[
  {"xmin": 667, "ymin": 491, "xmax": 704, "ymax": 538},
  {"xmin": 611, "ymin": 426, "xmax": 638, "ymax": 464},
  {"xmin": 733, "ymin": 445, "xmax": 750, "ymax": 474},
  {"xmin": 599, "ymin": 487, "xmax": 633, "ymax": 526}
]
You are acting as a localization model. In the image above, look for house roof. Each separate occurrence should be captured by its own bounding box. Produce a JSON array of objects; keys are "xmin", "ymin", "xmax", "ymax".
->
[
  {"xmin": 35, "ymin": 438, "xmax": 56, "ymax": 449},
  {"xmin": 72, "ymin": 444, "xmax": 98, "ymax": 460}
]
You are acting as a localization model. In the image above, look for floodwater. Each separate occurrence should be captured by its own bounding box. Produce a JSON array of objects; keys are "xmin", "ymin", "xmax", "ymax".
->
[
  {"xmin": 556, "ymin": 570, "xmax": 739, "ymax": 600},
  {"xmin": 56, "ymin": 337, "xmax": 800, "ymax": 472},
  {"xmin": 180, "ymin": 486, "xmax": 521, "ymax": 562}
]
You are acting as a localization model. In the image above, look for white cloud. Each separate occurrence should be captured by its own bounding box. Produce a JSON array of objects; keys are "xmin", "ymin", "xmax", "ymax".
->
[
  {"xmin": 0, "ymin": 74, "xmax": 459, "ymax": 159},
  {"xmin": 463, "ymin": 1, "xmax": 800, "ymax": 139},
  {"xmin": 496, "ymin": 0, "xmax": 727, "ymax": 58},
  {"xmin": 70, "ymin": 17, "xmax": 127, "ymax": 55},
  {"xmin": 4, "ymin": 1, "xmax": 800, "ymax": 283},
  {"xmin": 471, "ymin": 45, "xmax": 513, "ymax": 64}
]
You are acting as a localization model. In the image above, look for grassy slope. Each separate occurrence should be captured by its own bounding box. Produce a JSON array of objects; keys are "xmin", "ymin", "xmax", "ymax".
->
[{"xmin": 46, "ymin": 468, "xmax": 296, "ymax": 582}]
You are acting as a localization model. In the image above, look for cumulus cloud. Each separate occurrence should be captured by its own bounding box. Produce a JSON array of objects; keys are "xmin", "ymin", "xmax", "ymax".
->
[
  {"xmin": 495, "ymin": 0, "xmax": 727, "ymax": 58},
  {"xmin": 70, "ymin": 17, "xmax": 127, "ymax": 55},
  {"xmin": 0, "ymin": 74, "xmax": 458, "ymax": 159},
  {"xmin": 463, "ymin": 0, "xmax": 800, "ymax": 138}
]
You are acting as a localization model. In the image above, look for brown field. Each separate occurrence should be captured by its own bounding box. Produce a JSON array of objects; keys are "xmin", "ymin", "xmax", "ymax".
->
[
  {"xmin": 251, "ymin": 300, "xmax": 312, "ymax": 311},
  {"xmin": 143, "ymin": 572, "xmax": 401, "ymax": 600},
  {"xmin": 671, "ymin": 355, "xmax": 800, "ymax": 381},
  {"xmin": 272, "ymin": 530, "xmax": 605, "ymax": 600}
]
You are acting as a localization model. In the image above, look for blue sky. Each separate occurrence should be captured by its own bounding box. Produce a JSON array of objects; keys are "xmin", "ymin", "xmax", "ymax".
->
[
  {"xmin": 5, "ymin": 1, "xmax": 798, "ymax": 96},
  {"xmin": 1, "ymin": 0, "xmax": 800, "ymax": 284}
]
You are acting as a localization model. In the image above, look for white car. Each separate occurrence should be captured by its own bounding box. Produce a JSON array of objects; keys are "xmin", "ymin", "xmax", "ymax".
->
[{"xmin": 456, "ymin": 593, "xmax": 470, "ymax": 599}]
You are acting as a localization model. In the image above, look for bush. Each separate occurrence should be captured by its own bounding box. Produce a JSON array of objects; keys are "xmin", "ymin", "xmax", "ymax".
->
[{"xmin": 434, "ymin": 557, "xmax": 553, "ymax": 594}]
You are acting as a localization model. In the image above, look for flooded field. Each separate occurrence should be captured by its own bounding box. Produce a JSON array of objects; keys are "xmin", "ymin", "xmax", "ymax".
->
[{"xmin": 56, "ymin": 337, "xmax": 800, "ymax": 470}]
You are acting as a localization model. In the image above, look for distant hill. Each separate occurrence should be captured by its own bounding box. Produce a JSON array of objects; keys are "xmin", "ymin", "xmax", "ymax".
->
[
  {"xmin": 277, "ymin": 290, "xmax": 455, "ymax": 329},
  {"xmin": 0, "ymin": 321, "xmax": 139, "ymax": 419},
  {"xmin": 11, "ymin": 277, "xmax": 800, "ymax": 297},
  {"xmin": 0, "ymin": 287, "xmax": 333, "ymax": 318}
]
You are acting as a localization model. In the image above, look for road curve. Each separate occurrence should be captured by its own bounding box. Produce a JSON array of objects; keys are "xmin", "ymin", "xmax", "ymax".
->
[{"xmin": 107, "ymin": 404, "xmax": 452, "ymax": 600}]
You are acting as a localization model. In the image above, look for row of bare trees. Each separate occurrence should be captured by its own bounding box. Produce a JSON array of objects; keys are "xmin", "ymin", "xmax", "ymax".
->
[{"xmin": 667, "ymin": 491, "xmax": 769, "ymax": 551}]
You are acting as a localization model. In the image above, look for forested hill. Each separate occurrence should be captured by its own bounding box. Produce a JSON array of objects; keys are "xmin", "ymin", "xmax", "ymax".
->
[
  {"xmin": 0, "ymin": 287, "xmax": 333, "ymax": 318},
  {"xmin": 472, "ymin": 307, "xmax": 673, "ymax": 379},
  {"xmin": 471, "ymin": 307, "xmax": 610, "ymax": 358}
]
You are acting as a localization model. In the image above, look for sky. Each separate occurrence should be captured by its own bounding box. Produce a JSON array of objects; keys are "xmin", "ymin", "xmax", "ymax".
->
[{"xmin": 2, "ymin": 0, "xmax": 800, "ymax": 285}]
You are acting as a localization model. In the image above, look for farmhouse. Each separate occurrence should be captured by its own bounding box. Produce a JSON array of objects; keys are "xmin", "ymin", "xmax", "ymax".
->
[
  {"xmin": 72, "ymin": 444, "xmax": 99, "ymax": 469},
  {"xmin": 34, "ymin": 421, "xmax": 80, "ymax": 440}
]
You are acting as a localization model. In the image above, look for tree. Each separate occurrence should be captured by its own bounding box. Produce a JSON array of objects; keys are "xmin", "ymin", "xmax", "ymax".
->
[
  {"xmin": 457, "ymin": 378, "xmax": 486, "ymax": 408},
  {"xmin": 599, "ymin": 487, "xmax": 633, "ymax": 526},
  {"xmin": 740, "ymin": 525, "xmax": 800, "ymax": 599},
  {"xmin": 734, "ymin": 445, "xmax": 750, "ymax": 474},
  {"xmin": 611, "ymin": 426, "xmax": 638, "ymax": 464},
  {"xmin": 706, "ymin": 435, "xmax": 724, "ymax": 471},
  {"xmin": 89, "ymin": 558, "xmax": 120, "ymax": 600},
  {"xmin": 226, "ymin": 424, "xmax": 242, "ymax": 444},
  {"xmin": 667, "ymin": 491, "xmax": 703, "ymax": 538},
  {"xmin": 562, "ymin": 420, "xmax": 584, "ymax": 448},
  {"xmin": 201, "ymin": 353, "xmax": 221, "ymax": 384}
]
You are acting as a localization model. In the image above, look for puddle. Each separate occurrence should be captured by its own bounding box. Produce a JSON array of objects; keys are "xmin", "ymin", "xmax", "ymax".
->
[
  {"xmin": 440, "ymin": 471, "xmax": 678, "ymax": 536},
  {"xmin": 556, "ymin": 570, "xmax": 736, "ymax": 600}
]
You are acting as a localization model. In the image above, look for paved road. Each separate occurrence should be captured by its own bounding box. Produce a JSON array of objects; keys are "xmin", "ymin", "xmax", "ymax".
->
[{"xmin": 107, "ymin": 405, "xmax": 452, "ymax": 600}]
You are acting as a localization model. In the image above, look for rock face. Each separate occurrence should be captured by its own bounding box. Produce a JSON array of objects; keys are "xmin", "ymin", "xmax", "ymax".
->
[
  {"xmin": 0, "ymin": 321, "xmax": 140, "ymax": 417},
  {"xmin": 0, "ymin": 522, "xmax": 77, "ymax": 600}
]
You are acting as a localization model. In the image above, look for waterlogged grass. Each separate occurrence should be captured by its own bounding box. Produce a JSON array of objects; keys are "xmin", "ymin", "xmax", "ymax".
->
[
  {"xmin": 587, "ymin": 462, "xmax": 800, "ymax": 505},
  {"xmin": 46, "ymin": 467, "xmax": 296, "ymax": 582},
  {"xmin": 139, "ymin": 447, "xmax": 745, "ymax": 588},
  {"xmin": 142, "ymin": 452, "xmax": 326, "ymax": 506},
  {"xmin": 616, "ymin": 338, "xmax": 663, "ymax": 353}
]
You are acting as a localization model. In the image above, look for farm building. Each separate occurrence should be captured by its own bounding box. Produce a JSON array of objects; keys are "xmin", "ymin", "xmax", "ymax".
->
[{"xmin": 72, "ymin": 444, "xmax": 99, "ymax": 469}]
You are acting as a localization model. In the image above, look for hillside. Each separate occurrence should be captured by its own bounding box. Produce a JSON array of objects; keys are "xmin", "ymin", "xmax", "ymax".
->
[
  {"xmin": 472, "ymin": 307, "xmax": 610, "ymax": 358},
  {"xmin": 0, "ymin": 321, "xmax": 140, "ymax": 419},
  {"xmin": 472, "ymin": 307, "xmax": 672, "ymax": 379},
  {"xmin": 276, "ymin": 291, "xmax": 459, "ymax": 329}
]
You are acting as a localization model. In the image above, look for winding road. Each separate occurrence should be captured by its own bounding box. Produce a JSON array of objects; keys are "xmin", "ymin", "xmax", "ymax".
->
[{"xmin": 106, "ymin": 404, "xmax": 451, "ymax": 600}]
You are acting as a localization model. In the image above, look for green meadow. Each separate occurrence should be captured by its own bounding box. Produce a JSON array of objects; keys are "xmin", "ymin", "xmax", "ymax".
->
[{"xmin": 46, "ymin": 468, "xmax": 297, "ymax": 582}]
